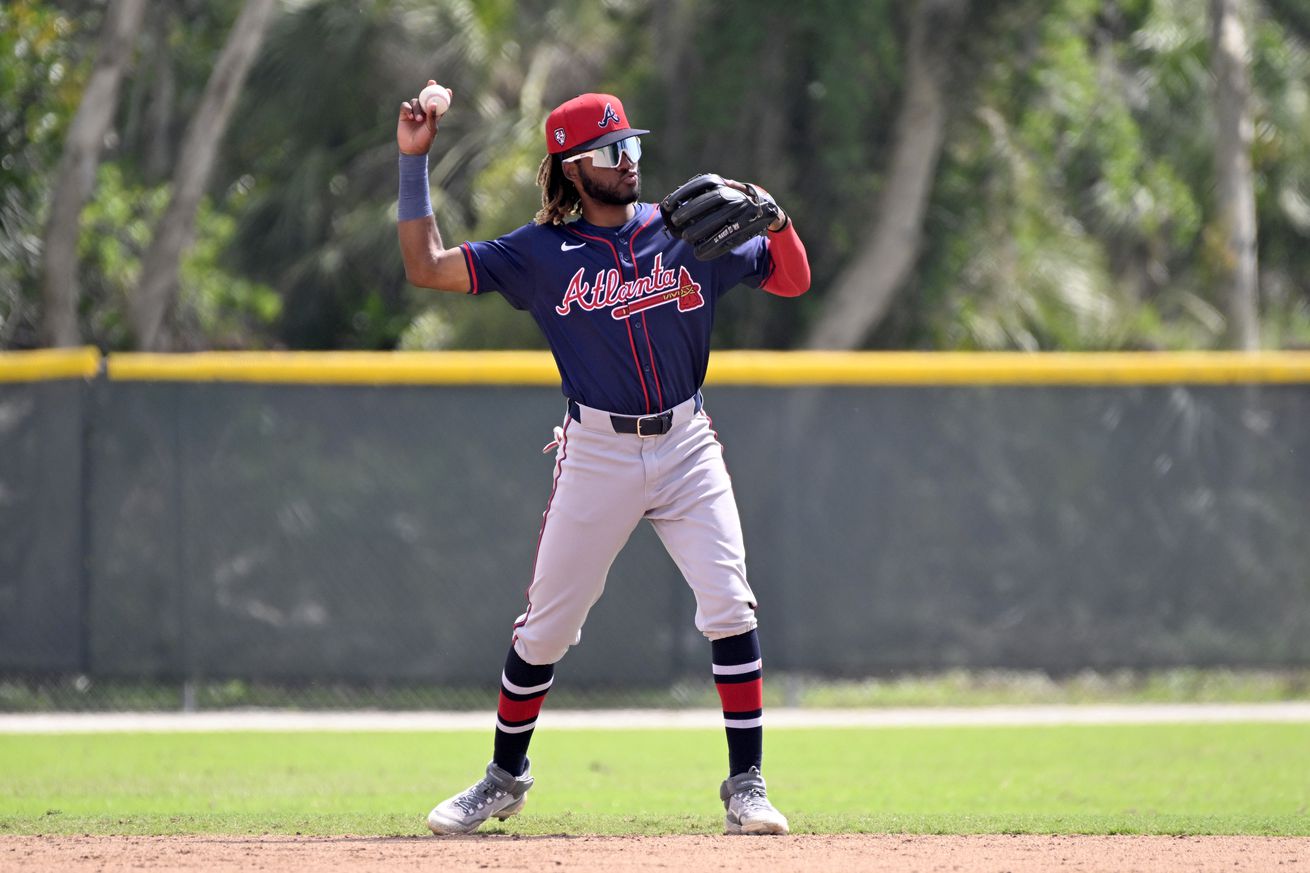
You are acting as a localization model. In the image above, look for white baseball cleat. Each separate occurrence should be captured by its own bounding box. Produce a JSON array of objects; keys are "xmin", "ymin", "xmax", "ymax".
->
[
  {"xmin": 426, "ymin": 760, "xmax": 534, "ymax": 835},
  {"xmin": 720, "ymin": 766, "xmax": 790, "ymax": 835}
]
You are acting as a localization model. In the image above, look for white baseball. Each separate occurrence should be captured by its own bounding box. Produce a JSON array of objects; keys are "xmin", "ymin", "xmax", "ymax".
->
[{"xmin": 418, "ymin": 83, "xmax": 451, "ymax": 118}]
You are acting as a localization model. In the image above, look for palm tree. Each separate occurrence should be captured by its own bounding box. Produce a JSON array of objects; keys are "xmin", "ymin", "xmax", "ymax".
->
[
  {"xmin": 804, "ymin": 0, "xmax": 971, "ymax": 349},
  {"xmin": 1210, "ymin": 0, "xmax": 1259, "ymax": 349},
  {"xmin": 129, "ymin": 0, "xmax": 279, "ymax": 350}
]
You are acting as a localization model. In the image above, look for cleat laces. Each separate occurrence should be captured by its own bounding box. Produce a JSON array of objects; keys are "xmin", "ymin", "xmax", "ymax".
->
[
  {"xmin": 734, "ymin": 787, "xmax": 774, "ymax": 815},
  {"xmin": 451, "ymin": 780, "xmax": 505, "ymax": 815}
]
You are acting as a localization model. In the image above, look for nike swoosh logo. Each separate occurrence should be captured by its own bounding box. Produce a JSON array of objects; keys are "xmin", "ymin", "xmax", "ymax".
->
[{"xmin": 561, "ymin": 242, "xmax": 587, "ymax": 251}]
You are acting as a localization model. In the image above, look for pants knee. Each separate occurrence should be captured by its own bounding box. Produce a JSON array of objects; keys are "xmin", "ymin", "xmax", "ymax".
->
[
  {"xmin": 701, "ymin": 617, "xmax": 758, "ymax": 641},
  {"xmin": 512, "ymin": 625, "xmax": 580, "ymax": 666},
  {"xmin": 696, "ymin": 596, "xmax": 759, "ymax": 641}
]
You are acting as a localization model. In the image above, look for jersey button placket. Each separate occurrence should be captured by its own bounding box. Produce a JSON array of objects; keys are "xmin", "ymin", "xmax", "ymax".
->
[
  {"xmin": 620, "ymin": 224, "xmax": 662, "ymax": 413},
  {"xmin": 624, "ymin": 237, "xmax": 651, "ymax": 404}
]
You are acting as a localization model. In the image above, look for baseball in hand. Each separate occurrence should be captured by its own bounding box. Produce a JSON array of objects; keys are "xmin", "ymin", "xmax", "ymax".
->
[{"xmin": 419, "ymin": 83, "xmax": 451, "ymax": 118}]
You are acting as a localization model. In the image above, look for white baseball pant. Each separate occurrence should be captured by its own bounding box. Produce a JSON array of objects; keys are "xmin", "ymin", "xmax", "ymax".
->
[{"xmin": 511, "ymin": 393, "xmax": 759, "ymax": 665}]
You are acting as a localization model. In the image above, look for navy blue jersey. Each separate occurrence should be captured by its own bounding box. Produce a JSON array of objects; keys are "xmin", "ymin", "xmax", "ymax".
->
[{"xmin": 461, "ymin": 202, "xmax": 772, "ymax": 415}]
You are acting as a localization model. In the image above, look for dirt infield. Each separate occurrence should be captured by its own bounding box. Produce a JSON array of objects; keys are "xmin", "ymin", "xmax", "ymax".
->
[{"xmin": 4, "ymin": 834, "xmax": 1307, "ymax": 872}]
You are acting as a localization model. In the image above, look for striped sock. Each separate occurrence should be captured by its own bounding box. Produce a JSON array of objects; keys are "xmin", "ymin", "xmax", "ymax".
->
[
  {"xmin": 711, "ymin": 629, "xmax": 763, "ymax": 776},
  {"xmin": 492, "ymin": 646, "xmax": 554, "ymax": 777}
]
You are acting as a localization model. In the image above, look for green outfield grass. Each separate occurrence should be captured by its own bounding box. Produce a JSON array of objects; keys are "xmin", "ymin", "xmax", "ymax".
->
[{"xmin": 1, "ymin": 724, "xmax": 1307, "ymax": 836}]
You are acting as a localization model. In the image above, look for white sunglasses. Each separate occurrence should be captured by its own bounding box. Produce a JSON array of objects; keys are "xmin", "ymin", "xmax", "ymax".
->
[{"xmin": 563, "ymin": 136, "xmax": 642, "ymax": 169}]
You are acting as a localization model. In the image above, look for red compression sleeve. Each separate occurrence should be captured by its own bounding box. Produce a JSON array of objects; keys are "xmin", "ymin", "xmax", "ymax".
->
[{"xmin": 761, "ymin": 220, "xmax": 811, "ymax": 297}]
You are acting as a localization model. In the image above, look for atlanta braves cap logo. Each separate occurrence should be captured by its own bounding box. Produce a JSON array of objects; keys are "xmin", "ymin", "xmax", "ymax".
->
[
  {"xmin": 554, "ymin": 127, "xmax": 566, "ymax": 146},
  {"xmin": 598, "ymin": 103, "xmax": 621, "ymax": 128}
]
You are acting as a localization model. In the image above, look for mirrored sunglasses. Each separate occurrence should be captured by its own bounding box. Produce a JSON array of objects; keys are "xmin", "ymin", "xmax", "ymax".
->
[{"xmin": 563, "ymin": 135, "xmax": 642, "ymax": 169}]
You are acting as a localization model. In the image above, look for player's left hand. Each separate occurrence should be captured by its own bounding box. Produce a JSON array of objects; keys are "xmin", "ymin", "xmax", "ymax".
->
[
  {"xmin": 660, "ymin": 173, "xmax": 785, "ymax": 260},
  {"xmin": 722, "ymin": 179, "xmax": 787, "ymax": 232}
]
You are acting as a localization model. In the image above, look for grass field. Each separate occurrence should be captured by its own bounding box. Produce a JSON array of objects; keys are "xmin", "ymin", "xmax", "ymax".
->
[{"xmin": 2, "ymin": 723, "xmax": 1307, "ymax": 837}]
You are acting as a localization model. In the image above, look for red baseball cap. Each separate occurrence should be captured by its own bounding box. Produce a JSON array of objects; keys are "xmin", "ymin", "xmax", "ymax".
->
[{"xmin": 545, "ymin": 93, "xmax": 649, "ymax": 156}]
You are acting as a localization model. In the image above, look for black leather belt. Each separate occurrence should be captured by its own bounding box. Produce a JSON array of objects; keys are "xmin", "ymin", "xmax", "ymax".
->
[
  {"xmin": 617, "ymin": 410, "xmax": 673, "ymax": 436},
  {"xmin": 568, "ymin": 394, "xmax": 702, "ymax": 437}
]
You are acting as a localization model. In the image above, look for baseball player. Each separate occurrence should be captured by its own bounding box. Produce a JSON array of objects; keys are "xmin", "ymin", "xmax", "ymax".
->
[{"xmin": 396, "ymin": 83, "xmax": 810, "ymax": 836}]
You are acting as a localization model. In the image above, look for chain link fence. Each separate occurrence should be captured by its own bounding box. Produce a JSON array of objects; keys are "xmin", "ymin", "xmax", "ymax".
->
[{"xmin": 4, "ymin": 355, "xmax": 1310, "ymax": 710}]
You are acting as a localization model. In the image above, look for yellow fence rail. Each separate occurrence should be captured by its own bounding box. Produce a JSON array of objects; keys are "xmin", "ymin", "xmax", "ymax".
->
[
  {"xmin": 106, "ymin": 350, "xmax": 1310, "ymax": 385},
  {"xmin": 6, "ymin": 349, "xmax": 1310, "ymax": 385},
  {"xmin": 0, "ymin": 347, "xmax": 101, "ymax": 382},
  {"xmin": 106, "ymin": 351, "xmax": 559, "ymax": 385}
]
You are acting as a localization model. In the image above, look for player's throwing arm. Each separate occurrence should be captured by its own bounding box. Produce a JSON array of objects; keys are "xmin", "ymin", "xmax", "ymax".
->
[{"xmin": 395, "ymin": 80, "xmax": 470, "ymax": 292}]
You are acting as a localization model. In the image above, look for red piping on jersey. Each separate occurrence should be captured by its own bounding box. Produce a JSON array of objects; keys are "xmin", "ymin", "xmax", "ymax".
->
[
  {"xmin": 628, "ymin": 207, "xmax": 667, "ymax": 411},
  {"xmin": 627, "ymin": 206, "xmax": 662, "ymax": 269},
  {"xmin": 461, "ymin": 242, "xmax": 480, "ymax": 295},
  {"xmin": 760, "ymin": 221, "xmax": 810, "ymax": 297},
  {"xmin": 565, "ymin": 225, "xmax": 652, "ymax": 413},
  {"xmin": 516, "ymin": 417, "xmax": 571, "ymax": 635}
]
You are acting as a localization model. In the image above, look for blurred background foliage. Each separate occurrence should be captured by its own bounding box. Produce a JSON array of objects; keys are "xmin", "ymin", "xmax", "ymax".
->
[{"xmin": 2, "ymin": 0, "xmax": 1309, "ymax": 351}]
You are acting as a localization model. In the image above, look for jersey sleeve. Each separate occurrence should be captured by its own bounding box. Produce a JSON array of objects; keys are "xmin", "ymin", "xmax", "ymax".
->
[
  {"xmin": 713, "ymin": 234, "xmax": 771, "ymax": 294},
  {"xmin": 461, "ymin": 223, "xmax": 539, "ymax": 310}
]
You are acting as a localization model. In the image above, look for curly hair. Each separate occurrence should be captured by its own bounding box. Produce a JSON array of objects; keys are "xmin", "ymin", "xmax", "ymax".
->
[{"xmin": 533, "ymin": 153, "xmax": 581, "ymax": 226}]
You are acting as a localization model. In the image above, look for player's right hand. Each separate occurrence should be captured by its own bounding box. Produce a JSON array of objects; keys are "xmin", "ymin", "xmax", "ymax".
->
[{"xmin": 397, "ymin": 79, "xmax": 444, "ymax": 155}]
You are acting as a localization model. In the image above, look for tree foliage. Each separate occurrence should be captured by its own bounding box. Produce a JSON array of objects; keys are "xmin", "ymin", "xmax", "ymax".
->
[
  {"xmin": 77, "ymin": 164, "xmax": 280, "ymax": 349},
  {"xmin": 0, "ymin": 0, "xmax": 87, "ymax": 347}
]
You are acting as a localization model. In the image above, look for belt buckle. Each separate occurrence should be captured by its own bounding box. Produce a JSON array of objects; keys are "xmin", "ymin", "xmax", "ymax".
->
[{"xmin": 636, "ymin": 414, "xmax": 666, "ymax": 438}]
